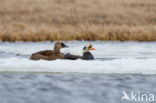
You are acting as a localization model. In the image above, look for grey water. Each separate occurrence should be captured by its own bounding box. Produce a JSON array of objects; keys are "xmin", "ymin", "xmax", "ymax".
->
[
  {"xmin": 0, "ymin": 73, "xmax": 156, "ymax": 103},
  {"xmin": 0, "ymin": 41, "xmax": 156, "ymax": 103}
]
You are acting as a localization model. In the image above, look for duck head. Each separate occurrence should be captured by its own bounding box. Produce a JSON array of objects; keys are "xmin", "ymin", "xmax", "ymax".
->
[
  {"xmin": 83, "ymin": 44, "xmax": 95, "ymax": 53},
  {"xmin": 54, "ymin": 42, "xmax": 68, "ymax": 53}
]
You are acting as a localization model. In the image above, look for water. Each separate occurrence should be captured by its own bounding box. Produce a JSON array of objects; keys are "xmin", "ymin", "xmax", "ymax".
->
[
  {"xmin": 0, "ymin": 73, "xmax": 156, "ymax": 103},
  {"xmin": 0, "ymin": 41, "xmax": 156, "ymax": 74},
  {"xmin": 0, "ymin": 41, "xmax": 156, "ymax": 103}
]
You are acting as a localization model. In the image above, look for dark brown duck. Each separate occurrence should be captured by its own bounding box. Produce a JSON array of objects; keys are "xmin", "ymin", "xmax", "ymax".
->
[
  {"xmin": 64, "ymin": 44, "xmax": 95, "ymax": 60},
  {"xmin": 30, "ymin": 42, "xmax": 68, "ymax": 60}
]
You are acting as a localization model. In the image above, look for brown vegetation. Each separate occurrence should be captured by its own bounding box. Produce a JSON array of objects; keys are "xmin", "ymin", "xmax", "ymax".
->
[{"xmin": 0, "ymin": 0, "xmax": 156, "ymax": 42}]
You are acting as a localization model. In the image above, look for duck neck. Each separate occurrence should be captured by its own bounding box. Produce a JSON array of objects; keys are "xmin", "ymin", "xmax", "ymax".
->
[
  {"xmin": 83, "ymin": 50, "xmax": 89, "ymax": 54},
  {"xmin": 54, "ymin": 47, "xmax": 61, "ymax": 54}
]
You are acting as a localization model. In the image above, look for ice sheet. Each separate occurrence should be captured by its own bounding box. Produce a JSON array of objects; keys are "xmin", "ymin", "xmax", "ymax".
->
[{"xmin": 0, "ymin": 41, "xmax": 156, "ymax": 74}]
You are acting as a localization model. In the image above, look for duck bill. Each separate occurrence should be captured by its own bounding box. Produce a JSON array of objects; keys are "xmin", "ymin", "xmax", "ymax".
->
[
  {"xmin": 64, "ymin": 44, "xmax": 69, "ymax": 48},
  {"xmin": 90, "ymin": 48, "xmax": 95, "ymax": 50}
]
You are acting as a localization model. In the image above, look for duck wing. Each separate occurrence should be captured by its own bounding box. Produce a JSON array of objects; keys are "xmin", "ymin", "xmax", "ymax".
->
[
  {"xmin": 33, "ymin": 50, "xmax": 54, "ymax": 56},
  {"xmin": 30, "ymin": 50, "xmax": 57, "ymax": 60},
  {"xmin": 64, "ymin": 53, "xmax": 82, "ymax": 60}
]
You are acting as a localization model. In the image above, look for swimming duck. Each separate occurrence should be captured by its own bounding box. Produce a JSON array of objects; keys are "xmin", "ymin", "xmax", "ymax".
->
[
  {"xmin": 64, "ymin": 44, "xmax": 95, "ymax": 60},
  {"xmin": 30, "ymin": 42, "xmax": 68, "ymax": 60}
]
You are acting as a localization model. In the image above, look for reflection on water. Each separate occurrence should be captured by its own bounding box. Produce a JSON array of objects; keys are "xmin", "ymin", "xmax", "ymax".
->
[{"xmin": 0, "ymin": 73, "xmax": 156, "ymax": 103}]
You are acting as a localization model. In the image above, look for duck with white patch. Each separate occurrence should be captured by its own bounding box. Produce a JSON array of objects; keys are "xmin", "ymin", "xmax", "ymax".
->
[{"xmin": 64, "ymin": 44, "xmax": 95, "ymax": 60}]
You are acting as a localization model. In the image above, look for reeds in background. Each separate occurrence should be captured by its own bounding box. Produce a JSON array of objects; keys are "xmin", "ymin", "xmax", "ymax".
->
[{"xmin": 0, "ymin": 0, "xmax": 156, "ymax": 41}]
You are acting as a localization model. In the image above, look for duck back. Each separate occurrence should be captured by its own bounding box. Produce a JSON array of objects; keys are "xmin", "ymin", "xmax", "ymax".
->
[
  {"xmin": 30, "ymin": 50, "xmax": 64, "ymax": 60},
  {"xmin": 64, "ymin": 53, "xmax": 82, "ymax": 60}
]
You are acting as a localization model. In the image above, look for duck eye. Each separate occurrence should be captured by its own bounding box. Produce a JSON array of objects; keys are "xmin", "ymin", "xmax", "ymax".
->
[
  {"xmin": 61, "ymin": 43, "xmax": 64, "ymax": 46},
  {"xmin": 83, "ymin": 47, "xmax": 86, "ymax": 50},
  {"xmin": 89, "ymin": 44, "xmax": 92, "ymax": 48}
]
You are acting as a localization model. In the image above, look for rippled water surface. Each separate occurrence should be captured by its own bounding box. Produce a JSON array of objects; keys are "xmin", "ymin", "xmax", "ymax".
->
[
  {"xmin": 0, "ymin": 73, "xmax": 156, "ymax": 103},
  {"xmin": 0, "ymin": 41, "xmax": 156, "ymax": 103}
]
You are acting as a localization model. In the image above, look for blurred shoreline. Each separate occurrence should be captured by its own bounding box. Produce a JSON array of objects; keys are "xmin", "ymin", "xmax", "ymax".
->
[{"xmin": 0, "ymin": 0, "xmax": 155, "ymax": 42}]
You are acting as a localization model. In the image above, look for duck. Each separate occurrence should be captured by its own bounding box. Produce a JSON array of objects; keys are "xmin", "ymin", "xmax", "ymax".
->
[
  {"xmin": 30, "ymin": 42, "xmax": 68, "ymax": 60},
  {"xmin": 64, "ymin": 44, "xmax": 95, "ymax": 60}
]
